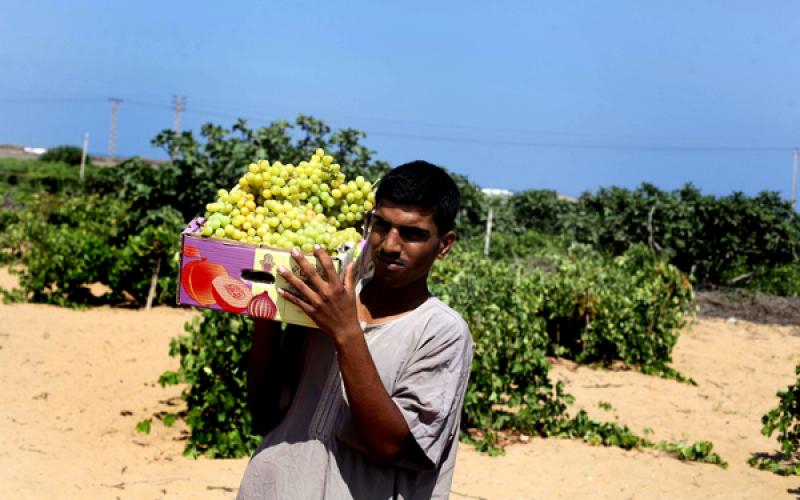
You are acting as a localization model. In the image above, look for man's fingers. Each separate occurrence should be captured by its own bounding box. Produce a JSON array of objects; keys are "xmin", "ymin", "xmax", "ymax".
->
[
  {"xmin": 290, "ymin": 248, "xmax": 327, "ymax": 291},
  {"xmin": 277, "ymin": 287, "xmax": 313, "ymax": 315},
  {"xmin": 313, "ymin": 245, "xmax": 340, "ymax": 287},
  {"xmin": 278, "ymin": 263, "xmax": 317, "ymax": 304},
  {"xmin": 342, "ymin": 262, "xmax": 357, "ymax": 294}
]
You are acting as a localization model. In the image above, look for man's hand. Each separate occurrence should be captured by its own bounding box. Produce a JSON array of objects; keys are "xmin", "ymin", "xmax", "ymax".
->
[
  {"xmin": 277, "ymin": 245, "xmax": 412, "ymax": 463},
  {"xmin": 277, "ymin": 245, "xmax": 361, "ymax": 345}
]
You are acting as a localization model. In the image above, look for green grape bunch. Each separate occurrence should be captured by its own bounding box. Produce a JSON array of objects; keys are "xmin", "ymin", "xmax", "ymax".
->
[{"xmin": 198, "ymin": 148, "xmax": 376, "ymax": 253}]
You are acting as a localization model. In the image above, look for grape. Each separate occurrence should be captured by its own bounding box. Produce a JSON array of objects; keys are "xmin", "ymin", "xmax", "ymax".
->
[{"xmin": 199, "ymin": 148, "xmax": 376, "ymax": 253}]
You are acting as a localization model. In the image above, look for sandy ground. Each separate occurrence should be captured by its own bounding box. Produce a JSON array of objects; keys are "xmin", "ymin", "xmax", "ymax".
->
[{"xmin": 1, "ymin": 266, "xmax": 799, "ymax": 499}]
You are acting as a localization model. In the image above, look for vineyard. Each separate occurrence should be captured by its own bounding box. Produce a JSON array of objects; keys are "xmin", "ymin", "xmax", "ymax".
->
[{"xmin": 2, "ymin": 116, "xmax": 800, "ymax": 497}]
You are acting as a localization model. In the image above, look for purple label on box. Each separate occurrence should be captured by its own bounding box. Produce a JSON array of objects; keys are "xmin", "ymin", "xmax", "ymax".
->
[{"xmin": 179, "ymin": 234, "xmax": 258, "ymax": 314}]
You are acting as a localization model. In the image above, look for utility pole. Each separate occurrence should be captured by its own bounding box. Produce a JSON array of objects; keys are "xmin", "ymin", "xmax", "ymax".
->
[
  {"xmin": 483, "ymin": 205, "xmax": 493, "ymax": 256},
  {"xmin": 173, "ymin": 95, "xmax": 186, "ymax": 133},
  {"xmin": 792, "ymin": 147, "xmax": 798, "ymax": 210},
  {"xmin": 79, "ymin": 132, "xmax": 89, "ymax": 181},
  {"xmin": 108, "ymin": 98, "xmax": 122, "ymax": 162}
]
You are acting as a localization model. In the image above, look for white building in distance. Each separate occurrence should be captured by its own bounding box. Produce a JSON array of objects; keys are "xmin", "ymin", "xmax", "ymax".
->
[{"xmin": 481, "ymin": 187, "xmax": 513, "ymax": 198}]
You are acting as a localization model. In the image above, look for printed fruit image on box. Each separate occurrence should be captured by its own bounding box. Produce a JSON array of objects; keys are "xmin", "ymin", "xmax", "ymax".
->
[{"xmin": 178, "ymin": 218, "xmax": 365, "ymax": 327}]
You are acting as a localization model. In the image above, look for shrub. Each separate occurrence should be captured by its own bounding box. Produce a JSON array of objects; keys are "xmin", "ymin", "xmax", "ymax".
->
[
  {"xmin": 750, "ymin": 363, "xmax": 800, "ymax": 475},
  {"xmin": 1, "ymin": 193, "xmax": 182, "ymax": 307},
  {"xmin": 0, "ymin": 157, "xmax": 83, "ymax": 194},
  {"xmin": 459, "ymin": 230, "xmax": 567, "ymax": 262},
  {"xmin": 39, "ymin": 145, "xmax": 88, "ymax": 166},
  {"xmin": 430, "ymin": 250, "xmax": 571, "ymax": 445},
  {"xmin": 746, "ymin": 263, "xmax": 800, "ymax": 297},
  {"xmin": 1, "ymin": 194, "xmax": 123, "ymax": 305},
  {"xmin": 541, "ymin": 244, "xmax": 694, "ymax": 371},
  {"xmin": 509, "ymin": 189, "xmax": 574, "ymax": 234},
  {"xmin": 450, "ymin": 236, "xmax": 695, "ymax": 373},
  {"xmin": 512, "ymin": 183, "xmax": 800, "ymax": 294},
  {"xmin": 158, "ymin": 312, "xmax": 261, "ymax": 458},
  {"xmin": 106, "ymin": 206, "xmax": 184, "ymax": 305}
]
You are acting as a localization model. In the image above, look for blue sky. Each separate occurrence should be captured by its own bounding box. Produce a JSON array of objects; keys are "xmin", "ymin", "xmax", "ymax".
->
[{"xmin": 1, "ymin": 1, "xmax": 799, "ymax": 198}]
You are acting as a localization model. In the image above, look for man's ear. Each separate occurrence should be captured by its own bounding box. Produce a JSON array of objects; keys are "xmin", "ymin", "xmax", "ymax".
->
[{"xmin": 436, "ymin": 231, "xmax": 456, "ymax": 259}]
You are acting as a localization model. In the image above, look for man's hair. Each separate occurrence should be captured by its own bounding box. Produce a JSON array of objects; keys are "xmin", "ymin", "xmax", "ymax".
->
[{"xmin": 375, "ymin": 160, "xmax": 461, "ymax": 234}]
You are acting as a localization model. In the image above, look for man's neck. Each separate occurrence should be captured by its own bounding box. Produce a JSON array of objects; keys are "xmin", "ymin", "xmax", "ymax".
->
[{"xmin": 357, "ymin": 277, "xmax": 431, "ymax": 326}]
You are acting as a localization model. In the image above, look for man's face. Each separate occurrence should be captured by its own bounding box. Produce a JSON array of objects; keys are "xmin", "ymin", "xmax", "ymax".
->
[{"xmin": 367, "ymin": 200, "xmax": 455, "ymax": 289}]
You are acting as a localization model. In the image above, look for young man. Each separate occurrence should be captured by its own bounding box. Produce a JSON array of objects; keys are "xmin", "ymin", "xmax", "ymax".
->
[{"xmin": 237, "ymin": 161, "xmax": 473, "ymax": 500}]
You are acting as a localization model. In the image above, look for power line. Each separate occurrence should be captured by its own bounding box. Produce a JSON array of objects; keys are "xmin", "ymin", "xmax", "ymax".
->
[
  {"xmin": 2, "ymin": 93, "xmax": 796, "ymax": 153},
  {"xmin": 0, "ymin": 97, "xmax": 104, "ymax": 103},
  {"xmin": 181, "ymin": 104, "xmax": 793, "ymax": 153},
  {"xmin": 361, "ymin": 130, "xmax": 793, "ymax": 152},
  {"xmin": 124, "ymin": 98, "xmax": 173, "ymax": 111},
  {"xmin": 31, "ymin": 91, "xmax": 768, "ymax": 146},
  {"xmin": 158, "ymin": 100, "xmax": 798, "ymax": 153},
  {"xmin": 185, "ymin": 106, "xmax": 245, "ymax": 120},
  {"xmin": 185, "ymin": 96, "xmax": 772, "ymax": 145}
]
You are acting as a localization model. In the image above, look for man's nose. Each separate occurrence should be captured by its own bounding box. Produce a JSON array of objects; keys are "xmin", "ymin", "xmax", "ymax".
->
[{"xmin": 382, "ymin": 228, "xmax": 402, "ymax": 254}]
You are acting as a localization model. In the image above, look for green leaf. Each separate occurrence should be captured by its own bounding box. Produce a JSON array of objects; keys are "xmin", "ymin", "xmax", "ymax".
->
[{"xmin": 136, "ymin": 418, "xmax": 152, "ymax": 434}]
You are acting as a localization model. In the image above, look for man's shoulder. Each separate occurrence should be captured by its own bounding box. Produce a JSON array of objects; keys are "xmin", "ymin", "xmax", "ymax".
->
[
  {"xmin": 414, "ymin": 297, "xmax": 472, "ymax": 344},
  {"xmin": 423, "ymin": 296, "xmax": 467, "ymax": 325}
]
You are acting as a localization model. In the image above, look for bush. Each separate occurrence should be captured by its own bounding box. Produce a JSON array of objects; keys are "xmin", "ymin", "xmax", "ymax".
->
[
  {"xmin": 1, "ymin": 193, "xmax": 182, "ymax": 307},
  {"xmin": 430, "ymin": 250, "xmax": 571, "ymax": 446},
  {"xmin": 750, "ymin": 363, "xmax": 800, "ymax": 475},
  {"xmin": 746, "ymin": 263, "xmax": 800, "ymax": 297},
  {"xmin": 158, "ymin": 312, "xmax": 261, "ymax": 458},
  {"xmin": 1, "ymin": 194, "xmax": 124, "ymax": 305},
  {"xmin": 541, "ymin": 244, "xmax": 694, "ymax": 371},
  {"xmin": 39, "ymin": 145, "xmax": 88, "ymax": 166},
  {"xmin": 106, "ymin": 206, "xmax": 184, "ymax": 305},
  {"xmin": 510, "ymin": 183, "xmax": 800, "ymax": 295},
  {"xmin": 0, "ymin": 157, "xmax": 84, "ymax": 194},
  {"xmin": 449, "ymin": 172, "xmax": 490, "ymax": 238},
  {"xmin": 453, "ymin": 235, "xmax": 695, "ymax": 373},
  {"xmin": 459, "ymin": 230, "xmax": 567, "ymax": 262},
  {"xmin": 509, "ymin": 189, "xmax": 574, "ymax": 234}
]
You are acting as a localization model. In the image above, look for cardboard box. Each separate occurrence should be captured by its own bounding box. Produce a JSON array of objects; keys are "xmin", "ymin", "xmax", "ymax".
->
[{"xmin": 177, "ymin": 217, "xmax": 371, "ymax": 327}]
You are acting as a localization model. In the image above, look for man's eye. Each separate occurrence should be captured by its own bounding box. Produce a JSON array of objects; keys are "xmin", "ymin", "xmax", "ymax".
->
[
  {"xmin": 399, "ymin": 228, "xmax": 428, "ymax": 241},
  {"xmin": 372, "ymin": 219, "xmax": 390, "ymax": 233}
]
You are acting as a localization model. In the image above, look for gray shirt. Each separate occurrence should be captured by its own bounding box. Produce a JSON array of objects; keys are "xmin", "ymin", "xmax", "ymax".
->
[{"xmin": 237, "ymin": 296, "xmax": 474, "ymax": 500}]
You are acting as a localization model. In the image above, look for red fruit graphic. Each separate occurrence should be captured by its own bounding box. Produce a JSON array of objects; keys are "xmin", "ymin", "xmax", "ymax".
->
[
  {"xmin": 211, "ymin": 275, "xmax": 253, "ymax": 313},
  {"xmin": 247, "ymin": 292, "xmax": 277, "ymax": 320},
  {"xmin": 184, "ymin": 245, "xmax": 201, "ymax": 258},
  {"xmin": 181, "ymin": 259, "xmax": 228, "ymax": 306}
]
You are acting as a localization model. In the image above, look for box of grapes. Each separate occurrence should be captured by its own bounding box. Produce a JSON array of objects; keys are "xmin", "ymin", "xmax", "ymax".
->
[
  {"xmin": 178, "ymin": 217, "xmax": 370, "ymax": 327},
  {"xmin": 176, "ymin": 148, "xmax": 376, "ymax": 327}
]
